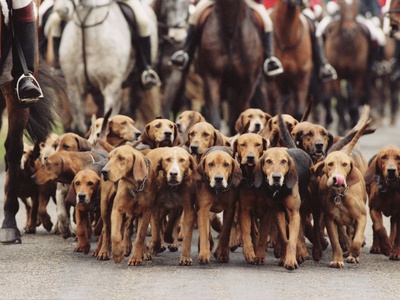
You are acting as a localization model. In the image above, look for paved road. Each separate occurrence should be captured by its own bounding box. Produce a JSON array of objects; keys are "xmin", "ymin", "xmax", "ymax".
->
[{"xmin": 1, "ymin": 118, "xmax": 400, "ymax": 300}]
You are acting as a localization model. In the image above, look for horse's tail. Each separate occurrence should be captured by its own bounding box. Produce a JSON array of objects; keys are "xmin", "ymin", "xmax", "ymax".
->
[{"xmin": 25, "ymin": 67, "xmax": 59, "ymax": 144}]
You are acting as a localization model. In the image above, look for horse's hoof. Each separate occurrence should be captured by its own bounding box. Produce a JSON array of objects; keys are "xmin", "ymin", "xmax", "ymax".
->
[{"xmin": 0, "ymin": 228, "xmax": 22, "ymax": 244}]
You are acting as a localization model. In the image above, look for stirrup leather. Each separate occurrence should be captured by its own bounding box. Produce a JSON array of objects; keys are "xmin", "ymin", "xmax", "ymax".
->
[
  {"xmin": 16, "ymin": 73, "xmax": 44, "ymax": 104},
  {"xmin": 263, "ymin": 57, "xmax": 284, "ymax": 77}
]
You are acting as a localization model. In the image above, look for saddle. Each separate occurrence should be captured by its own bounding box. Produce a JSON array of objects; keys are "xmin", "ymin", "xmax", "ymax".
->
[
  {"xmin": 117, "ymin": 2, "xmax": 137, "ymax": 43},
  {"xmin": 197, "ymin": 6, "xmax": 263, "ymax": 34}
]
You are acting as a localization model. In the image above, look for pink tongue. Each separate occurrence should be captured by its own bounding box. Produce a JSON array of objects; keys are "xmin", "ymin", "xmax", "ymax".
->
[{"xmin": 335, "ymin": 174, "xmax": 345, "ymax": 186}]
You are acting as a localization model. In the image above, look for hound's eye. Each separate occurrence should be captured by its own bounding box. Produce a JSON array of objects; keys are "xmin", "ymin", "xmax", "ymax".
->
[
  {"xmin": 381, "ymin": 155, "xmax": 387, "ymax": 161},
  {"xmin": 179, "ymin": 158, "xmax": 185, "ymax": 163},
  {"xmin": 165, "ymin": 158, "xmax": 171, "ymax": 163},
  {"xmin": 342, "ymin": 163, "xmax": 348, "ymax": 167},
  {"xmin": 88, "ymin": 182, "xmax": 94, "ymax": 186},
  {"xmin": 397, "ymin": 156, "xmax": 400, "ymax": 161},
  {"xmin": 40, "ymin": 142, "xmax": 45, "ymax": 148},
  {"xmin": 169, "ymin": 124, "xmax": 173, "ymax": 129},
  {"xmin": 208, "ymin": 162, "xmax": 214, "ymax": 168},
  {"xmin": 266, "ymin": 159, "xmax": 272, "ymax": 165},
  {"xmin": 223, "ymin": 162, "xmax": 229, "ymax": 167},
  {"xmin": 189, "ymin": 132, "xmax": 195, "ymax": 137},
  {"xmin": 54, "ymin": 162, "xmax": 60, "ymax": 167},
  {"xmin": 202, "ymin": 133, "xmax": 210, "ymax": 138},
  {"xmin": 306, "ymin": 132, "xmax": 313, "ymax": 137},
  {"xmin": 321, "ymin": 131, "xmax": 327, "ymax": 136},
  {"xmin": 255, "ymin": 143, "xmax": 261, "ymax": 148},
  {"xmin": 121, "ymin": 121, "xmax": 127, "ymax": 126},
  {"xmin": 248, "ymin": 115, "xmax": 253, "ymax": 119},
  {"xmin": 281, "ymin": 159, "xmax": 287, "ymax": 164},
  {"xmin": 62, "ymin": 145, "xmax": 70, "ymax": 150},
  {"xmin": 75, "ymin": 181, "xmax": 80, "ymax": 186},
  {"xmin": 155, "ymin": 123, "xmax": 161, "ymax": 128},
  {"xmin": 118, "ymin": 156, "xmax": 124, "ymax": 161},
  {"xmin": 240, "ymin": 143, "xmax": 246, "ymax": 147},
  {"xmin": 328, "ymin": 162, "xmax": 334, "ymax": 167}
]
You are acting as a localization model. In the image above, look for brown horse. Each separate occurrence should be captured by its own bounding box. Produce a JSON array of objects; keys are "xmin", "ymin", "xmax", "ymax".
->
[
  {"xmin": 196, "ymin": 0, "xmax": 263, "ymax": 135},
  {"xmin": 269, "ymin": 0, "xmax": 313, "ymax": 120},
  {"xmin": 0, "ymin": 4, "xmax": 56, "ymax": 243},
  {"xmin": 324, "ymin": 0, "xmax": 370, "ymax": 135}
]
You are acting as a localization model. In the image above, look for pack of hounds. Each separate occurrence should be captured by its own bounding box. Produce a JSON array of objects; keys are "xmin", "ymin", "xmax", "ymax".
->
[{"xmin": 17, "ymin": 106, "xmax": 400, "ymax": 270}]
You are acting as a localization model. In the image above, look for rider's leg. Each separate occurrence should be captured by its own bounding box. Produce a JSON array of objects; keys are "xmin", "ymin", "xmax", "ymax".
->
[
  {"xmin": 44, "ymin": 11, "xmax": 63, "ymax": 69},
  {"xmin": 170, "ymin": 0, "xmax": 214, "ymax": 70},
  {"xmin": 305, "ymin": 13, "xmax": 337, "ymax": 82},
  {"xmin": 246, "ymin": 0, "xmax": 283, "ymax": 77},
  {"xmin": 128, "ymin": 0, "xmax": 160, "ymax": 89},
  {"xmin": 391, "ymin": 40, "xmax": 400, "ymax": 81},
  {"xmin": 11, "ymin": 0, "xmax": 43, "ymax": 104}
]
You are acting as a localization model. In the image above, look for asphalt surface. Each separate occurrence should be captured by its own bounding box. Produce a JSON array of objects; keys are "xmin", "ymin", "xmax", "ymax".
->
[{"xmin": 1, "ymin": 117, "xmax": 400, "ymax": 300}]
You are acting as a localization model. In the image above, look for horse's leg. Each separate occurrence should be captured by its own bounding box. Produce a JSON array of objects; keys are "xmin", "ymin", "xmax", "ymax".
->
[
  {"xmin": 162, "ymin": 69, "xmax": 186, "ymax": 120},
  {"xmin": 390, "ymin": 79, "xmax": 400, "ymax": 125},
  {"xmin": 0, "ymin": 84, "xmax": 29, "ymax": 243},
  {"xmin": 103, "ymin": 83, "xmax": 122, "ymax": 119},
  {"xmin": 202, "ymin": 76, "xmax": 222, "ymax": 131},
  {"xmin": 349, "ymin": 79, "xmax": 362, "ymax": 128},
  {"xmin": 66, "ymin": 84, "xmax": 87, "ymax": 136},
  {"xmin": 334, "ymin": 80, "xmax": 348, "ymax": 136}
]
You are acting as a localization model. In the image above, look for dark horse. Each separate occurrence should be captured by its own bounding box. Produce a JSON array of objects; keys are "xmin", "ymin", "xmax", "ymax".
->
[
  {"xmin": 152, "ymin": 0, "xmax": 190, "ymax": 120},
  {"xmin": 197, "ymin": 0, "xmax": 263, "ymax": 135},
  {"xmin": 0, "ymin": 8, "xmax": 55, "ymax": 243},
  {"xmin": 324, "ymin": 0, "xmax": 369, "ymax": 135},
  {"xmin": 269, "ymin": 0, "xmax": 312, "ymax": 120}
]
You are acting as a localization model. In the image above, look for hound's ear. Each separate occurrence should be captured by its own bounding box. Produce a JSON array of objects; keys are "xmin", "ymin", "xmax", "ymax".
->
[
  {"xmin": 155, "ymin": 157, "xmax": 163, "ymax": 175},
  {"xmin": 311, "ymin": 161, "xmax": 325, "ymax": 178},
  {"xmin": 192, "ymin": 158, "xmax": 206, "ymax": 181},
  {"xmin": 269, "ymin": 130, "xmax": 280, "ymax": 148},
  {"xmin": 364, "ymin": 156, "xmax": 378, "ymax": 184},
  {"xmin": 264, "ymin": 112, "xmax": 272, "ymax": 123},
  {"xmin": 253, "ymin": 159, "xmax": 264, "ymax": 188},
  {"xmin": 262, "ymin": 137, "xmax": 268, "ymax": 151},
  {"xmin": 65, "ymin": 183, "xmax": 77, "ymax": 207},
  {"xmin": 235, "ymin": 113, "xmax": 244, "ymax": 134},
  {"xmin": 294, "ymin": 130, "xmax": 304, "ymax": 148},
  {"xmin": 267, "ymin": 118, "xmax": 274, "ymax": 131},
  {"xmin": 172, "ymin": 123, "xmax": 182, "ymax": 146},
  {"xmin": 347, "ymin": 161, "xmax": 362, "ymax": 186},
  {"xmin": 76, "ymin": 136, "xmax": 92, "ymax": 151},
  {"xmin": 327, "ymin": 133, "xmax": 334, "ymax": 151},
  {"xmin": 141, "ymin": 124, "xmax": 155, "ymax": 148},
  {"xmin": 213, "ymin": 130, "xmax": 225, "ymax": 146},
  {"xmin": 133, "ymin": 154, "xmax": 149, "ymax": 182},
  {"xmin": 231, "ymin": 158, "xmax": 242, "ymax": 187},
  {"xmin": 285, "ymin": 158, "xmax": 298, "ymax": 189},
  {"xmin": 188, "ymin": 154, "xmax": 197, "ymax": 171},
  {"xmin": 232, "ymin": 139, "xmax": 239, "ymax": 161}
]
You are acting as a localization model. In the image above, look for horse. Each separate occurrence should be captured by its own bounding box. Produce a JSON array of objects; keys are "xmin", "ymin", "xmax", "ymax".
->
[
  {"xmin": 54, "ymin": 0, "xmax": 159, "ymax": 134},
  {"xmin": 0, "ymin": 3, "xmax": 56, "ymax": 243},
  {"xmin": 152, "ymin": 0, "xmax": 190, "ymax": 120},
  {"xmin": 196, "ymin": 0, "xmax": 264, "ymax": 135},
  {"xmin": 269, "ymin": 0, "xmax": 313, "ymax": 121},
  {"xmin": 323, "ymin": 0, "xmax": 370, "ymax": 135}
]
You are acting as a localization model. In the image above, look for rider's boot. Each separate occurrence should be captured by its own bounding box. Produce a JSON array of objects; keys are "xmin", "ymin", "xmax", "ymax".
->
[
  {"xmin": 311, "ymin": 32, "xmax": 337, "ymax": 82},
  {"xmin": 391, "ymin": 40, "xmax": 400, "ymax": 81},
  {"xmin": 370, "ymin": 41, "xmax": 385, "ymax": 77},
  {"xmin": 170, "ymin": 24, "xmax": 198, "ymax": 71},
  {"xmin": 12, "ymin": 19, "xmax": 43, "ymax": 104},
  {"xmin": 52, "ymin": 36, "xmax": 61, "ymax": 70},
  {"xmin": 262, "ymin": 31, "xmax": 284, "ymax": 77},
  {"xmin": 137, "ymin": 36, "xmax": 161, "ymax": 90}
]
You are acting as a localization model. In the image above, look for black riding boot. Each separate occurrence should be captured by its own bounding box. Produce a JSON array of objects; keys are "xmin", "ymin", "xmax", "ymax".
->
[
  {"xmin": 370, "ymin": 42, "xmax": 385, "ymax": 77},
  {"xmin": 311, "ymin": 34, "xmax": 337, "ymax": 82},
  {"xmin": 12, "ymin": 21, "xmax": 43, "ymax": 104},
  {"xmin": 170, "ymin": 24, "xmax": 198, "ymax": 71},
  {"xmin": 262, "ymin": 31, "xmax": 284, "ymax": 77},
  {"xmin": 53, "ymin": 36, "xmax": 61, "ymax": 69},
  {"xmin": 137, "ymin": 36, "xmax": 161, "ymax": 89},
  {"xmin": 391, "ymin": 40, "xmax": 400, "ymax": 81}
]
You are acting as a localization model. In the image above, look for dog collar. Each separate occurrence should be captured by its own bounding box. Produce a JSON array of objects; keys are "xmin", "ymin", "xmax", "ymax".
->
[
  {"xmin": 127, "ymin": 160, "xmax": 150, "ymax": 197},
  {"xmin": 330, "ymin": 186, "xmax": 349, "ymax": 204}
]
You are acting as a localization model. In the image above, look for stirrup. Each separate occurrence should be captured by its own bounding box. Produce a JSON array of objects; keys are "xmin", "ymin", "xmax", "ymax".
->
[
  {"xmin": 263, "ymin": 57, "xmax": 284, "ymax": 77},
  {"xmin": 16, "ymin": 73, "xmax": 44, "ymax": 104},
  {"xmin": 169, "ymin": 50, "xmax": 189, "ymax": 70},
  {"xmin": 141, "ymin": 69, "xmax": 161, "ymax": 89},
  {"xmin": 320, "ymin": 64, "xmax": 338, "ymax": 82}
]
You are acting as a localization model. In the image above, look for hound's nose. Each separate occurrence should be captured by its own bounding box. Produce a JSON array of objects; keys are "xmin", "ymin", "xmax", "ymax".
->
[
  {"xmin": 272, "ymin": 173, "xmax": 282, "ymax": 183},
  {"xmin": 315, "ymin": 142, "xmax": 324, "ymax": 152},
  {"xmin": 254, "ymin": 123, "xmax": 261, "ymax": 131},
  {"xmin": 190, "ymin": 144, "xmax": 198, "ymax": 154},
  {"xmin": 387, "ymin": 166, "xmax": 397, "ymax": 177},
  {"xmin": 135, "ymin": 131, "xmax": 142, "ymax": 139},
  {"xmin": 246, "ymin": 154, "xmax": 255, "ymax": 164},
  {"xmin": 169, "ymin": 171, "xmax": 178, "ymax": 179},
  {"xmin": 101, "ymin": 169, "xmax": 109, "ymax": 181},
  {"xmin": 214, "ymin": 175, "xmax": 224, "ymax": 183},
  {"xmin": 164, "ymin": 131, "xmax": 172, "ymax": 138},
  {"xmin": 78, "ymin": 193, "xmax": 86, "ymax": 203}
]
